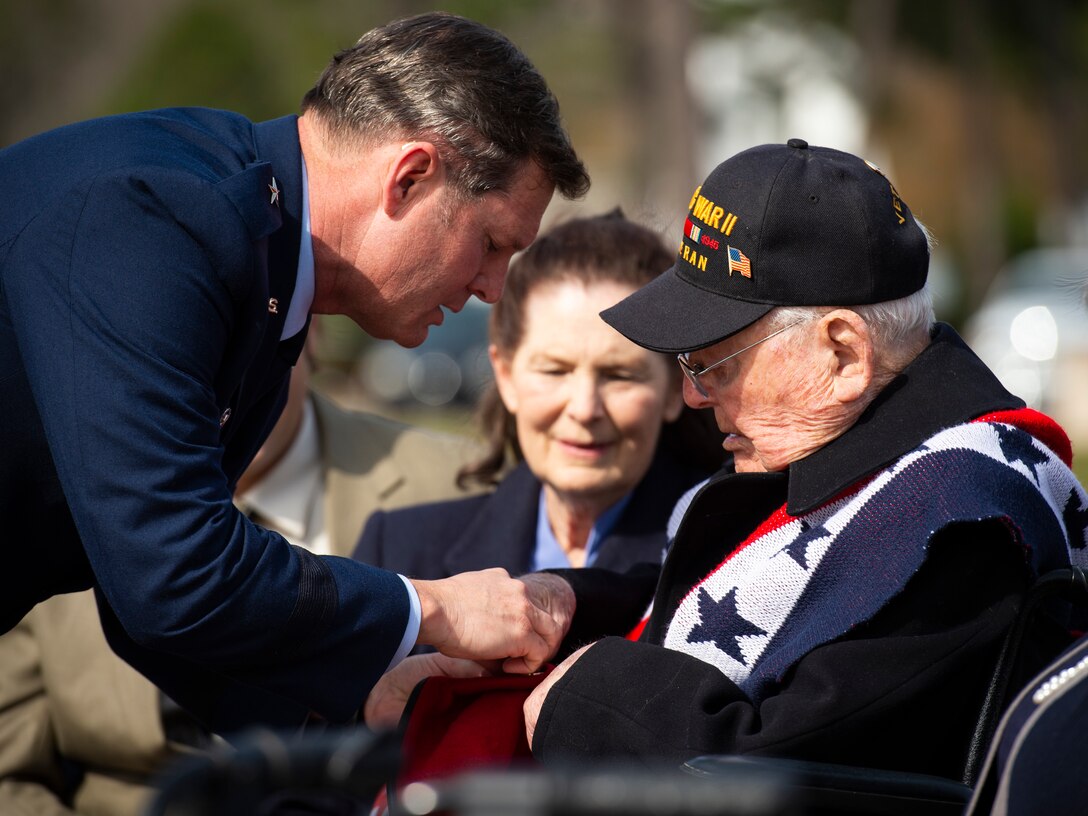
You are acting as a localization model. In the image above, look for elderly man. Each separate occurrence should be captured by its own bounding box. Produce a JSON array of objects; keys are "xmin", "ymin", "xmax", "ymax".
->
[
  {"xmin": 503, "ymin": 139, "xmax": 1088, "ymax": 779},
  {"xmin": 0, "ymin": 11, "xmax": 587, "ymax": 734}
]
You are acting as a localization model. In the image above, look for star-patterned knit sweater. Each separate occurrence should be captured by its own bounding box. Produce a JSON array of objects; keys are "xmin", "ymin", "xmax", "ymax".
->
[{"xmin": 534, "ymin": 324, "xmax": 1088, "ymax": 779}]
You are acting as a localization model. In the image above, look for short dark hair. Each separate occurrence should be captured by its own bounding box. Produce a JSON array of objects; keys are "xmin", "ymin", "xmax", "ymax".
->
[
  {"xmin": 301, "ymin": 12, "xmax": 589, "ymax": 200},
  {"xmin": 459, "ymin": 209, "xmax": 724, "ymax": 488}
]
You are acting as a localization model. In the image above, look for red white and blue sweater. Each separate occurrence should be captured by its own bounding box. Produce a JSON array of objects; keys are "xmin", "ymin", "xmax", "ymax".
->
[{"xmin": 535, "ymin": 324, "xmax": 1088, "ymax": 779}]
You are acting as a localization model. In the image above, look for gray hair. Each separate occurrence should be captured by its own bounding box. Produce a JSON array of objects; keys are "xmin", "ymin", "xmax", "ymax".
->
[
  {"xmin": 767, "ymin": 284, "xmax": 935, "ymax": 376},
  {"xmin": 769, "ymin": 218, "xmax": 937, "ymax": 371},
  {"xmin": 300, "ymin": 12, "xmax": 589, "ymax": 201}
]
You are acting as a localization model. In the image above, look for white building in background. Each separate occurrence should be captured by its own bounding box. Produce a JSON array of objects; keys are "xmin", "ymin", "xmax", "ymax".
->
[
  {"xmin": 687, "ymin": 15, "xmax": 869, "ymax": 179},
  {"xmin": 689, "ymin": 15, "xmax": 1088, "ymax": 445},
  {"xmin": 686, "ymin": 14, "xmax": 960, "ymax": 318},
  {"xmin": 963, "ymin": 248, "xmax": 1088, "ymax": 442}
]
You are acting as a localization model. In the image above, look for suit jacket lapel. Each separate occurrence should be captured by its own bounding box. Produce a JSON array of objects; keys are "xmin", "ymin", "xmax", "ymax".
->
[
  {"xmin": 250, "ymin": 117, "xmax": 309, "ymax": 376},
  {"xmin": 211, "ymin": 134, "xmax": 300, "ymax": 473},
  {"xmin": 442, "ymin": 463, "xmax": 540, "ymax": 575},
  {"xmin": 253, "ymin": 115, "xmax": 303, "ymax": 318},
  {"xmin": 592, "ymin": 450, "xmax": 692, "ymax": 570},
  {"xmin": 437, "ymin": 451, "xmax": 701, "ymax": 577},
  {"xmin": 212, "ymin": 116, "xmax": 308, "ymax": 484}
]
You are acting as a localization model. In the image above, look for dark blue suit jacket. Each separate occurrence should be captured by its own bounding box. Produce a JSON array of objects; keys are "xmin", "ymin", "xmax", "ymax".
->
[
  {"xmin": 353, "ymin": 447, "xmax": 710, "ymax": 581},
  {"xmin": 0, "ymin": 109, "xmax": 407, "ymax": 730}
]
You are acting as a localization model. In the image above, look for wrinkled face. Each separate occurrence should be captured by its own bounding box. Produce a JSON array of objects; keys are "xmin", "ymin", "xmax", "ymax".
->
[
  {"xmin": 494, "ymin": 279, "xmax": 684, "ymax": 507},
  {"xmin": 681, "ymin": 317, "xmax": 828, "ymax": 473},
  {"xmin": 360, "ymin": 161, "xmax": 554, "ymax": 348}
]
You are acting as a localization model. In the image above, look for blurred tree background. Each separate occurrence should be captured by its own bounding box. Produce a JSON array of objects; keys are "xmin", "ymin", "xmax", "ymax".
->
[{"xmin": 5, "ymin": 0, "xmax": 1088, "ymax": 453}]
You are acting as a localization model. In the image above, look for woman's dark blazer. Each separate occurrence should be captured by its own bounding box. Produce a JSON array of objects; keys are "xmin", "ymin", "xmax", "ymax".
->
[{"xmin": 353, "ymin": 447, "xmax": 711, "ymax": 580}]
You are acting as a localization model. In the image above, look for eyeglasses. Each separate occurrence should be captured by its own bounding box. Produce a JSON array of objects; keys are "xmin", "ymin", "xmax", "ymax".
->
[{"xmin": 677, "ymin": 320, "xmax": 806, "ymax": 398}]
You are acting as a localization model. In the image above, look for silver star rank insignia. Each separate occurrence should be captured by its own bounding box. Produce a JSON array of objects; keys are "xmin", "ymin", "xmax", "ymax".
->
[{"xmin": 268, "ymin": 177, "xmax": 280, "ymax": 206}]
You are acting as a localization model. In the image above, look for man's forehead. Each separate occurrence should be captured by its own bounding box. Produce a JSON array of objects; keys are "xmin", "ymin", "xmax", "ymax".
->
[
  {"xmin": 504, "ymin": 203, "xmax": 543, "ymax": 247},
  {"xmin": 494, "ymin": 173, "xmax": 554, "ymax": 247}
]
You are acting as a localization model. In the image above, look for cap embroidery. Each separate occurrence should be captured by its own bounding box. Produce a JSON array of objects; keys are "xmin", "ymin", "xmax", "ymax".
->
[
  {"xmin": 891, "ymin": 186, "xmax": 906, "ymax": 224},
  {"xmin": 680, "ymin": 242, "xmax": 709, "ymax": 272},
  {"xmin": 865, "ymin": 159, "xmax": 906, "ymax": 225},
  {"xmin": 688, "ymin": 185, "xmax": 738, "ymax": 236},
  {"xmin": 687, "ymin": 218, "xmax": 721, "ymax": 250}
]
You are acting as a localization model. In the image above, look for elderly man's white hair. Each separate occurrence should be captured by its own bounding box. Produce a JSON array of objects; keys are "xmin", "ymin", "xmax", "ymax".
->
[
  {"xmin": 768, "ymin": 220, "xmax": 937, "ymax": 373},
  {"xmin": 769, "ymin": 285, "xmax": 934, "ymax": 356}
]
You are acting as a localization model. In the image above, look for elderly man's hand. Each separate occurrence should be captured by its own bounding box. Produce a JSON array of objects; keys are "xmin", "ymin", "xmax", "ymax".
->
[
  {"xmin": 523, "ymin": 641, "xmax": 593, "ymax": 748},
  {"xmin": 411, "ymin": 569, "xmax": 572, "ymax": 673},
  {"xmin": 363, "ymin": 653, "xmax": 496, "ymax": 730}
]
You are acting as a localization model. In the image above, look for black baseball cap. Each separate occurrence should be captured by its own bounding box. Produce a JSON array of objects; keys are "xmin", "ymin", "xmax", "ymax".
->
[{"xmin": 601, "ymin": 138, "xmax": 930, "ymax": 353}]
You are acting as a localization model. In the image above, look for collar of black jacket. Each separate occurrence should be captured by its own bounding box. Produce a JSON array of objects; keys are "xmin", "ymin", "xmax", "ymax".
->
[{"xmin": 784, "ymin": 322, "xmax": 1024, "ymax": 516}]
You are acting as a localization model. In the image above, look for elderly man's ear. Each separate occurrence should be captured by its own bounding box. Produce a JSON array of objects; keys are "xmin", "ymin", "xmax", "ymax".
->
[{"xmin": 820, "ymin": 309, "xmax": 874, "ymax": 404}]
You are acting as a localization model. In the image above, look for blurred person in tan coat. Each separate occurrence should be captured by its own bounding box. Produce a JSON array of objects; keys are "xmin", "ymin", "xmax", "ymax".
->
[{"xmin": 0, "ymin": 345, "xmax": 482, "ymax": 816}]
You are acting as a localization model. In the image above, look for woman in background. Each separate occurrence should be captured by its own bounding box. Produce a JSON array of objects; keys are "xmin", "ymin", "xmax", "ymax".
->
[{"xmin": 353, "ymin": 210, "xmax": 722, "ymax": 580}]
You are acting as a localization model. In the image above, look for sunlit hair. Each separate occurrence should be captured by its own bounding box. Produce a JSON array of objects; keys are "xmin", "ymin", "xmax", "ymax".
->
[
  {"xmin": 300, "ymin": 11, "xmax": 589, "ymax": 201},
  {"xmin": 458, "ymin": 209, "xmax": 723, "ymax": 488}
]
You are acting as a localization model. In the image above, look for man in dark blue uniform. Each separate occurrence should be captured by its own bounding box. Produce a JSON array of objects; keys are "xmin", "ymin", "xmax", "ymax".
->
[{"xmin": 0, "ymin": 11, "xmax": 588, "ymax": 732}]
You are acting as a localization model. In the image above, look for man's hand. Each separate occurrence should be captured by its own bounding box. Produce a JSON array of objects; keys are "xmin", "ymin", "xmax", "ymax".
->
[
  {"xmin": 363, "ymin": 653, "xmax": 496, "ymax": 730},
  {"xmin": 523, "ymin": 642, "xmax": 593, "ymax": 748},
  {"xmin": 411, "ymin": 568, "xmax": 574, "ymax": 673},
  {"xmin": 504, "ymin": 572, "xmax": 576, "ymax": 673}
]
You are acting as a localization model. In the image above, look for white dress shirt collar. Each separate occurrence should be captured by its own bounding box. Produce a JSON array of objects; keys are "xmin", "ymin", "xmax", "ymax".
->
[{"xmin": 281, "ymin": 156, "xmax": 314, "ymax": 340}]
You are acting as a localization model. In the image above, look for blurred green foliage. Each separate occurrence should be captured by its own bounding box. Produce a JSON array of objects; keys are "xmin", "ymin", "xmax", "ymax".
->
[
  {"xmin": 105, "ymin": 0, "xmax": 377, "ymax": 119},
  {"xmin": 109, "ymin": 3, "xmax": 277, "ymax": 117},
  {"xmin": 6, "ymin": 0, "xmax": 1088, "ymax": 437}
]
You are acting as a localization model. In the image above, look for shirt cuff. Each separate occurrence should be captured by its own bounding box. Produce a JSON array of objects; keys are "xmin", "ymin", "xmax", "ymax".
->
[{"xmin": 385, "ymin": 575, "xmax": 422, "ymax": 672}]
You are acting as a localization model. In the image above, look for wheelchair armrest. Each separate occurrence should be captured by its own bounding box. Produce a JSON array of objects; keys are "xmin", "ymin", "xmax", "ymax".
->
[{"xmin": 683, "ymin": 755, "xmax": 971, "ymax": 816}]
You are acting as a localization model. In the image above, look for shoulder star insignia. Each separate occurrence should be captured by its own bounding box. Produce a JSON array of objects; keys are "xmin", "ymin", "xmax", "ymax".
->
[{"xmin": 268, "ymin": 177, "xmax": 280, "ymax": 206}]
